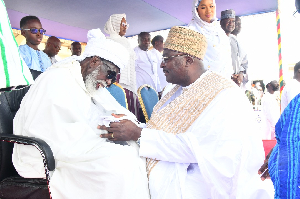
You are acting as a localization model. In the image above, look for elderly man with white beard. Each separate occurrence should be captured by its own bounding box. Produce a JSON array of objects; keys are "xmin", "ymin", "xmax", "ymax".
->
[{"xmin": 12, "ymin": 29, "xmax": 150, "ymax": 199}]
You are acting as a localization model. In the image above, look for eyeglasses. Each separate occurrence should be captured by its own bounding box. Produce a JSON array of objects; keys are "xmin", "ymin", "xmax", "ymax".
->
[
  {"xmin": 22, "ymin": 28, "xmax": 46, "ymax": 34},
  {"xmin": 162, "ymin": 54, "xmax": 186, "ymax": 64},
  {"xmin": 121, "ymin": 22, "xmax": 129, "ymax": 28}
]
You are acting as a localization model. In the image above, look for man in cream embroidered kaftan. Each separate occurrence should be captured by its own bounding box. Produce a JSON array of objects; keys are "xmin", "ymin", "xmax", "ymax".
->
[
  {"xmin": 12, "ymin": 29, "xmax": 149, "ymax": 199},
  {"xmin": 101, "ymin": 26, "xmax": 274, "ymax": 199}
]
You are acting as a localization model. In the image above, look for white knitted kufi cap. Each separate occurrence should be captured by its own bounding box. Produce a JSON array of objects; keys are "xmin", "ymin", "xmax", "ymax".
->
[{"xmin": 80, "ymin": 29, "xmax": 129, "ymax": 70}]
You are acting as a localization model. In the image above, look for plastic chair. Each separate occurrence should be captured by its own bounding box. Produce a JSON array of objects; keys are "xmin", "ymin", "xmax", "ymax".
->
[
  {"xmin": 106, "ymin": 83, "xmax": 128, "ymax": 109},
  {"xmin": 262, "ymin": 140, "xmax": 277, "ymax": 157},
  {"xmin": 0, "ymin": 87, "xmax": 55, "ymax": 199},
  {"xmin": 137, "ymin": 84, "xmax": 159, "ymax": 123}
]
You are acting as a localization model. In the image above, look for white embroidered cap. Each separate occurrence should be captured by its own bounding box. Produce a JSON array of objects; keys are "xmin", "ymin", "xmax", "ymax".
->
[{"xmin": 79, "ymin": 28, "xmax": 129, "ymax": 70}]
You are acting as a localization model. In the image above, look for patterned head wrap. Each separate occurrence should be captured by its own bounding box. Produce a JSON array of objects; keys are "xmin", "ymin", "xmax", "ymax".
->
[
  {"xmin": 104, "ymin": 14, "xmax": 127, "ymax": 36},
  {"xmin": 164, "ymin": 26, "xmax": 207, "ymax": 60},
  {"xmin": 221, "ymin": 9, "xmax": 235, "ymax": 20}
]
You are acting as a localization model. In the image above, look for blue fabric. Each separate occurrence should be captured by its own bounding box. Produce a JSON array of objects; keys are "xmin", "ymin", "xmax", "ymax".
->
[
  {"xmin": 106, "ymin": 84, "xmax": 127, "ymax": 108},
  {"xmin": 19, "ymin": 44, "xmax": 51, "ymax": 72},
  {"xmin": 269, "ymin": 94, "xmax": 300, "ymax": 199},
  {"xmin": 140, "ymin": 86, "xmax": 158, "ymax": 119}
]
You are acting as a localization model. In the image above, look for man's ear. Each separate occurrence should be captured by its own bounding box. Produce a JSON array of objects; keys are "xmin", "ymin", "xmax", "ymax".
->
[
  {"xmin": 21, "ymin": 30, "xmax": 26, "ymax": 37},
  {"xmin": 185, "ymin": 56, "xmax": 194, "ymax": 66}
]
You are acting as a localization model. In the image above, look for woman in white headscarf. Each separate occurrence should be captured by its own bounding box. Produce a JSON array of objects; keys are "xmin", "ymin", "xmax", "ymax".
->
[
  {"xmin": 188, "ymin": 0, "xmax": 233, "ymax": 79},
  {"xmin": 104, "ymin": 14, "xmax": 139, "ymax": 118}
]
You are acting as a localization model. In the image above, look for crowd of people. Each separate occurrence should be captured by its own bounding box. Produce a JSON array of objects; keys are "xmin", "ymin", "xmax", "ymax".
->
[{"xmin": 1, "ymin": 0, "xmax": 300, "ymax": 198}]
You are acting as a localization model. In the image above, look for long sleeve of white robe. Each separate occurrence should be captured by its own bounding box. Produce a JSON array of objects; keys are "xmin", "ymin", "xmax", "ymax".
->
[
  {"xmin": 12, "ymin": 60, "xmax": 149, "ymax": 199},
  {"xmin": 139, "ymin": 85, "xmax": 274, "ymax": 199}
]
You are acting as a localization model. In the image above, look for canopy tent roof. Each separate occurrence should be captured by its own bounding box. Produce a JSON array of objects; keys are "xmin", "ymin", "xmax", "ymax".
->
[{"xmin": 4, "ymin": 0, "xmax": 277, "ymax": 42}]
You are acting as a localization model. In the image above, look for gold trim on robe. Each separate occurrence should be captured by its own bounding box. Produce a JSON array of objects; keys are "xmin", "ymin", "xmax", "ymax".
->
[{"xmin": 146, "ymin": 72, "xmax": 235, "ymax": 176}]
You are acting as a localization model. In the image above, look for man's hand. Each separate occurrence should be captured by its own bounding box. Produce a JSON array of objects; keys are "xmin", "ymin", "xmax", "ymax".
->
[
  {"xmin": 258, "ymin": 148, "xmax": 273, "ymax": 181},
  {"xmin": 98, "ymin": 119, "xmax": 142, "ymax": 141},
  {"xmin": 231, "ymin": 72, "xmax": 244, "ymax": 87}
]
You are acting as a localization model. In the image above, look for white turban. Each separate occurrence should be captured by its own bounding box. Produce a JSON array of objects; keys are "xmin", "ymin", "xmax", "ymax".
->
[
  {"xmin": 80, "ymin": 29, "xmax": 129, "ymax": 70},
  {"xmin": 104, "ymin": 14, "xmax": 126, "ymax": 35}
]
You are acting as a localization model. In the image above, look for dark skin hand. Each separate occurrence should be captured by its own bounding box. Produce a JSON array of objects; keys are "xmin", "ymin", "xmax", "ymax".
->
[
  {"xmin": 98, "ymin": 114, "xmax": 142, "ymax": 141},
  {"xmin": 258, "ymin": 147, "xmax": 273, "ymax": 181},
  {"xmin": 231, "ymin": 72, "xmax": 244, "ymax": 87}
]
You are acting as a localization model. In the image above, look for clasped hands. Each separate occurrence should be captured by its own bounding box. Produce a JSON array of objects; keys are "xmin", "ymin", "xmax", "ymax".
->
[{"xmin": 98, "ymin": 113, "xmax": 142, "ymax": 141}]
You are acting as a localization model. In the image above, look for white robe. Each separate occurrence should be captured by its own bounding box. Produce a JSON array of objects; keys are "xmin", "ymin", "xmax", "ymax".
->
[
  {"xmin": 134, "ymin": 46, "xmax": 161, "ymax": 92},
  {"xmin": 281, "ymin": 79, "xmax": 300, "ymax": 113},
  {"xmin": 139, "ymin": 73, "xmax": 274, "ymax": 198},
  {"xmin": 261, "ymin": 92, "xmax": 280, "ymax": 140},
  {"xmin": 12, "ymin": 58, "xmax": 150, "ymax": 199},
  {"xmin": 188, "ymin": 0, "xmax": 233, "ymax": 79}
]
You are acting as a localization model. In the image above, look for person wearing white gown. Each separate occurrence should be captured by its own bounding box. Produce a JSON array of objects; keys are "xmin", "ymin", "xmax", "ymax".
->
[
  {"xmin": 261, "ymin": 80, "xmax": 280, "ymax": 140},
  {"xmin": 101, "ymin": 26, "xmax": 274, "ymax": 199},
  {"xmin": 188, "ymin": 0, "xmax": 233, "ymax": 79},
  {"xmin": 12, "ymin": 28, "xmax": 149, "ymax": 199},
  {"xmin": 104, "ymin": 14, "xmax": 140, "ymax": 117}
]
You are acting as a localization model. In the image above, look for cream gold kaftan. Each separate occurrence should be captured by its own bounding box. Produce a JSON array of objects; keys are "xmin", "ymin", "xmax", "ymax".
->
[{"xmin": 139, "ymin": 71, "xmax": 274, "ymax": 199}]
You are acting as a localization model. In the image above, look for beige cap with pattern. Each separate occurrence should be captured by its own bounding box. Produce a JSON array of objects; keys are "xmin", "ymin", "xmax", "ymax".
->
[{"xmin": 164, "ymin": 26, "xmax": 207, "ymax": 60}]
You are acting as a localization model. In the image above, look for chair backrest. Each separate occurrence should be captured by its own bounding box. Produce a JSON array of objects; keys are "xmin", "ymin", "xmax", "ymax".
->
[
  {"xmin": 106, "ymin": 83, "xmax": 128, "ymax": 109},
  {"xmin": 262, "ymin": 139, "xmax": 277, "ymax": 157},
  {"xmin": 137, "ymin": 84, "xmax": 159, "ymax": 123},
  {"xmin": 0, "ymin": 87, "xmax": 30, "ymax": 181}
]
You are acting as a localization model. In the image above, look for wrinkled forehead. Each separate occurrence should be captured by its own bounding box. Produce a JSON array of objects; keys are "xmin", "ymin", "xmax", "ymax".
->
[{"xmin": 102, "ymin": 59, "xmax": 120, "ymax": 73}]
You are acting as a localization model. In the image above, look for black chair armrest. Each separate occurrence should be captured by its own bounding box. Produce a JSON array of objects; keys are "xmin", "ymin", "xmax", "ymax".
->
[{"xmin": 0, "ymin": 134, "xmax": 55, "ymax": 171}]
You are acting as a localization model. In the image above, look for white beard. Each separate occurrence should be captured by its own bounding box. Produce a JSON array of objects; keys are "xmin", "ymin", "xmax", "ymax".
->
[{"xmin": 85, "ymin": 68, "xmax": 107, "ymax": 95}]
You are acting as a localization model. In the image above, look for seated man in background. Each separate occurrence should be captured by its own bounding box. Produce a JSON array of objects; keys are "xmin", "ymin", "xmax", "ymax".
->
[
  {"xmin": 19, "ymin": 16, "xmax": 51, "ymax": 73},
  {"xmin": 12, "ymin": 29, "xmax": 149, "ymax": 199},
  {"xmin": 43, "ymin": 36, "xmax": 61, "ymax": 64}
]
